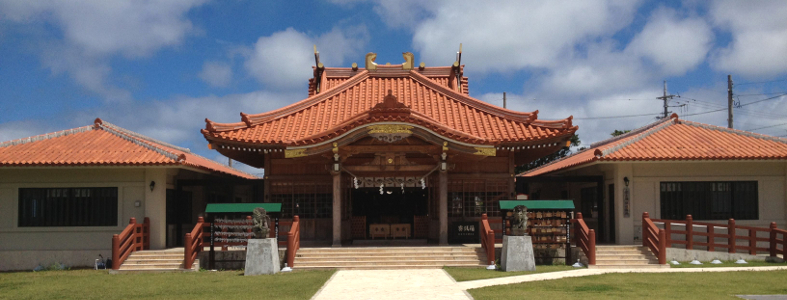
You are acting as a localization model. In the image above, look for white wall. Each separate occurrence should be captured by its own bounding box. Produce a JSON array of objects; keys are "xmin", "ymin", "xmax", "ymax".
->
[
  {"xmin": 625, "ymin": 161, "xmax": 787, "ymax": 244},
  {"xmin": 0, "ymin": 167, "xmax": 169, "ymax": 270}
]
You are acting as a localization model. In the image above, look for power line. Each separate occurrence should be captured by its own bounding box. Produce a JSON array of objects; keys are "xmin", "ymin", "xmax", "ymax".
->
[
  {"xmin": 736, "ymin": 79, "xmax": 787, "ymax": 86},
  {"xmin": 739, "ymin": 93, "xmax": 787, "ymax": 107},
  {"xmin": 744, "ymin": 122, "xmax": 787, "ymax": 132}
]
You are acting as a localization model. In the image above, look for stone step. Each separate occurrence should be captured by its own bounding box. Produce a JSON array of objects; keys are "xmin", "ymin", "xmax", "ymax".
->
[
  {"xmin": 293, "ymin": 259, "xmax": 483, "ymax": 266},
  {"xmin": 110, "ymin": 268, "xmax": 196, "ymax": 274},
  {"xmin": 294, "ymin": 264, "xmax": 486, "ymax": 270},
  {"xmin": 295, "ymin": 255, "xmax": 484, "ymax": 261},
  {"xmin": 594, "ymin": 259, "xmax": 660, "ymax": 265},
  {"xmin": 297, "ymin": 249, "xmax": 482, "ymax": 255},
  {"xmin": 596, "ymin": 253, "xmax": 654, "ymax": 260},
  {"xmin": 122, "ymin": 259, "xmax": 185, "ymax": 265},
  {"xmin": 594, "ymin": 250, "xmax": 652, "ymax": 255},
  {"xmin": 296, "ymin": 252, "xmax": 484, "ymax": 257},
  {"xmin": 589, "ymin": 264, "xmax": 671, "ymax": 269},
  {"xmin": 119, "ymin": 263, "xmax": 186, "ymax": 270},
  {"xmin": 298, "ymin": 247, "xmax": 482, "ymax": 252}
]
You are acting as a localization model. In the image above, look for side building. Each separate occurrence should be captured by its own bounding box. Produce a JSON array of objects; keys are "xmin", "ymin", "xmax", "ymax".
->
[
  {"xmin": 0, "ymin": 118, "xmax": 257, "ymax": 270},
  {"xmin": 519, "ymin": 114, "xmax": 787, "ymax": 245}
]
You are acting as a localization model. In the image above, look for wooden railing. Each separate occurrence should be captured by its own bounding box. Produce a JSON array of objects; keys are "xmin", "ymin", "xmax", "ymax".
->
[
  {"xmin": 285, "ymin": 216, "xmax": 301, "ymax": 268},
  {"xmin": 572, "ymin": 212, "xmax": 595, "ymax": 265},
  {"xmin": 771, "ymin": 224, "xmax": 786, "ymax": 258},
  {"xmin": 480, "ymin": 214, "xmax": 495, "ymax": 265},
  {"xmin": 642, "ymin": 212, "xmax": 667, "ymax": 264},
  {"xmin": 111, "ymin": 217, "xmax": 150, "ymax": 270},
  {"xmin": 648, "ymin": 213, "xmax": 787, "ymax": 258},
  {"xmin": 184, "ymin": 217, "xmax": 205, "ymax": 269}
]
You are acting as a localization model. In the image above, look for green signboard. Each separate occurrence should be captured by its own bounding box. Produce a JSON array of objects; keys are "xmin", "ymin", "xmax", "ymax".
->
[
  {"xmin": 204, "ymin": 203, "xmax": 282, "ymax": 213},
  {"xmin": 499, "ymin": 200, "xmax": 575, "ymax": 210}
]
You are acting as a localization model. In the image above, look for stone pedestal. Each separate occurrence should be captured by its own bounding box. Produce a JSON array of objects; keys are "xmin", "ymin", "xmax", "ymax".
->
[
  {"xmin": 244, "ymin": 238, "xmax": 280, "ymax": 276},
  {"xmin": 501, "ymin": 235, "xmax": 536, "ymax": 272}
]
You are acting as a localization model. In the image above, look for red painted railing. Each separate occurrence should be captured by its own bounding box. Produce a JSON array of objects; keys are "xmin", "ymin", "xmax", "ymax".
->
[
  {"xmin": 642, "ymin": 212, "xmax": 667, "ymax": 264},
  {"xmin": 111, "ymin": 217, "xmax": 150, "ymax": 270},
  {"xmin": 184, "ymin": 217, "xmax": 205, "ymax": 270},
  {"xmin": 771, "ymin": 224, "xmax": 786, "ymax": 258},
  {"xmin": 572, "ymin": 213, "xmax": 596, "ymax": 265},
  {"xmin": 480, "ymin": 214, "xmax": 496, "ymax": 265},
  {"xmin": 286, "ymin": 215, "xmax": 301, "ymax": 268},
  {"xmin": 648, "ymin": 213, "xmax": 787, "ymax": 258}
]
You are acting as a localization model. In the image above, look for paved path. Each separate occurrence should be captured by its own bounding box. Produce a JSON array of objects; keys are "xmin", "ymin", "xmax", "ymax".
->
[
  {"xmin": 311, "ymin": 269, "xmax": 471, "ymax": 300},
  {"xmin": 311, "ymin": 266, "xmax": 787, "ymax": 300}
]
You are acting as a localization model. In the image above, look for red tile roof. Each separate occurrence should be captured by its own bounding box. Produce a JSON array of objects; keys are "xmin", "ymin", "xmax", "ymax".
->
[
  {"xmin": 520, "ymin": 114, "xmax": 787, "ymax": 177},
  {"xmin": 203, "ymin": 66, "xmax": 576, "ymax": 147},
  {"xmin": 0, "ymin": 119, "xmax": 256, "ymax": 179}
]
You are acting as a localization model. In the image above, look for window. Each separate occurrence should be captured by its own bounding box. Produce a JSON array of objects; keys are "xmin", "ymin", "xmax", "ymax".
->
[
  {"xmin": 660, "ymin": 181, "xmax": 758, "ymax": 220},
  {"xmin": 447, "ymin": 179, "xmax": 508, "ymax": 218},
  {"xmin": 18, "ymin": 187, "xmax": 118, "ymax": 227},
  {"xmin": 270, "ymin": 182, "xmax": 332, "ymax": 219}
]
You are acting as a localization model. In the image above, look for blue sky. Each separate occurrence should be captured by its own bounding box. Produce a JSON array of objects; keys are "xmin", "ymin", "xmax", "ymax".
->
[{"xmin": 2, "ymin": 0, "xmax": 787, "ymax": 174}]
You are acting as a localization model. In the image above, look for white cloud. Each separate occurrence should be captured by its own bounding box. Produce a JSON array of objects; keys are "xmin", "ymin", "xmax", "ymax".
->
[
  {"xmin": 408, "ymin": 0, "xmax": 640, "ymax": 73},
  {"xmin": 710, "ymin": 0, "xmax": 787, "ymax": 77},
  {"xmin": 199, "ymin": 61, "xmax": 233, "ymax": 88},
  {"xmin": 625, "ymin": 7, "xmax": 713, "ymax": 75},
  {"xmin": 0, "ymin": 0, "xmax": 206, "ymax": 100},
  {"xmin": 244, "ymin": 26, "xmax": 370, "ymax": 90}
]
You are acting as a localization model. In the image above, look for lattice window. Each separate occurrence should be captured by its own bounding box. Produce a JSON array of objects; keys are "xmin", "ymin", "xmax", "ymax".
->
[
  {"xmin": 270, "ymin": 181, "xmax": 332, "ymax": 219},
  {"xmin": 18, "ymin": 187, "xmax": 118, "ymax": 227}
]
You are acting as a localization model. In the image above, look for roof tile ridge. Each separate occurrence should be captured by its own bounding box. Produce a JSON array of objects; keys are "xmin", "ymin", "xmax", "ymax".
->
[
  {"xmin": 178, "ymin": 150, "xmax": 258, "ymax": 179},
  {"xmin": 680, "ymin": 119, "xmax": 787, "ymax": 145},
  {"xmin": 589, "ymin": 114, "xmax": 677, "ymax": 149},
  {"xmin": 407, "ymin": 70, "xmax": 538, "ymax": 123},
  {"xmin": 204, "ymin": 119, "xmax": 247, "ymax": 133},
  {"xmin": 517, "ymin": 145, "xmax": 597, "ymax": 176},
  {"xmin": 94, "ymin": 118, "xmax": 185, "ymax": 163},
  {"xmin": 597, "ymin": 115, "xmax": 677, "ymax": 157},
  {"xmin": 531, "ymin": 116, "xmax": 574, "ymax": 130},
  {"xmin": 0, "ymin": 125, "xmax": 94, "ymax": 148},
  {"xmin": 408, "ymin": 110, "xmax": 489, "ymax": 142},
  {"xmin": 242, "ymin": 70, "xmax": 370, "ymax": 125},
  {"xmin": 96, "ymin": 118, "xmax": 191, "ymax": 153}
]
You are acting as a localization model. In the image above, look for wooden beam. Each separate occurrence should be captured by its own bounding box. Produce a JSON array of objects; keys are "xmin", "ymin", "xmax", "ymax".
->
[
  {"xmin": 341, "ymin": 145, "xmax": 440, "ymax": 155},
  {"xmin": 344, "ymin": 165, "xmax": 435, "ymax": 173}
]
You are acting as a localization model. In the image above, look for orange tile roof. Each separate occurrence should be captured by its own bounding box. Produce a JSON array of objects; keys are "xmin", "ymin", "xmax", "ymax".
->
[
  {"xmin": 0, "ymin": 119, "xmax": 256, "ymax": 179},
  {"xmin": 204, "ymin": 66, "xmax": 576, "ymax": 147},
  {"xmin": 520, "ymin": 114, "xmax": 787, "ymax": 177}
]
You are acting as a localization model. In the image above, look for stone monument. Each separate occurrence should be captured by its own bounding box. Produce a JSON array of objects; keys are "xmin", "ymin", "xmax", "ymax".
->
[
  {"xmin": 501, "ymin": 205, "xmax": 536, "ymax": 271},
  {"xmin": 244, "ymin": 208, "xmax": 280, "ymax": 275}
]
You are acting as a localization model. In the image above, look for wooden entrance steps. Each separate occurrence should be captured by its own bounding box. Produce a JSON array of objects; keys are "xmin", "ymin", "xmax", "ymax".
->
[
  {"xmin": 293, "ymin": 246, "xmax": 488, "ymax": 270},
  {"xmin": 109, "ymin": 249, "xmax": 198, "ymax": 274},
  {"xmin": 590, "ymin": 245, "xmax": 669, "ymax": 269}
]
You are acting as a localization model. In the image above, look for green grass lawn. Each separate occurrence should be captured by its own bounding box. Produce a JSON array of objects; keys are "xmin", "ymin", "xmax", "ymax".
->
[
  {"xmin": 670, "ymin": 260, "xmax": 787, "ymax": 268},
  {"xmin": 444, "ymin": 265, "xmax": 577, "ymax": 282},
  {"xmin": 0, "ymin": 269, "xmax": 334, "ymax": 300},
  {"xmin": 468, "ymin": 270, "xmax": 787, "ymax": 300}
]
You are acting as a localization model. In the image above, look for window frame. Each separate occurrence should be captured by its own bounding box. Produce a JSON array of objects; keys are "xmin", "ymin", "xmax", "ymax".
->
[
  {"xmin": 18, "ymin": 187, "xmax": 119, "ymax": 227},
  {"xmin": 659, "ymin": 181, "xmax": 758, "ymax": 220}
]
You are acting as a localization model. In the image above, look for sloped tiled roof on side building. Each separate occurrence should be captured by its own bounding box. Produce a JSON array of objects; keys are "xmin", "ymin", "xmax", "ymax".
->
[
  {"xmin": 0, "ymin": 118, "xmax": 256, "ymax": 179},
  {"xmin": 520, "ymin": 113, "xmax": 787, "ymax": 177}
]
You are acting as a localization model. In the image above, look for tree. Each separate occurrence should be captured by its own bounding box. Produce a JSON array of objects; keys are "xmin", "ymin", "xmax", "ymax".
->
[
  {"xmin": 516, "ymin": 134, "xmax": 580, "ymax": 173},
  {"xmin": 611, "ymin": 129, "xmax": 631, "ymax": 137}
]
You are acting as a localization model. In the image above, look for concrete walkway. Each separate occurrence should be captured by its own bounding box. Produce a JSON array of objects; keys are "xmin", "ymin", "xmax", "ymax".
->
[
  {"xmin": 311, "ymin": 269, "xmax": 472, "ymax": 300},
  {"xmin": 311, "ymin": 266, "xmax": 787, "ymax": 300}
]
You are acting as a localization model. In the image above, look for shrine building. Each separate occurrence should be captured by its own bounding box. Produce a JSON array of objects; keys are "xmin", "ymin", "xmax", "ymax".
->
[{"xmin": 202, "ymin": 52, "xmax": 577, "ymax": 245}]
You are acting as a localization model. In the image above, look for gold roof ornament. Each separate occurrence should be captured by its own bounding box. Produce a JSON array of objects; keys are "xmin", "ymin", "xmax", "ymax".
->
[
  {"xmin": 285, "ymin": 149, "xmax": 307, "ymax": 158},
  {"xmin": 365, "ymin": 53, "xmax": 377, "ymax": 71},
  {"xmin": 473, "ymin": 147, "xmax": 496, "ymax": 156},
  {"xmin": 402, "ymin": 52, "xmax": 414, "ymax": 70}
]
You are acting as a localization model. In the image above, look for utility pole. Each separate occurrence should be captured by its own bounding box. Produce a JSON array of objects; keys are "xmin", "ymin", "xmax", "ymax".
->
[
  {"xmin": 228, "ymin": 158, "xmax": 233, "ymax": 168},
  {"xmin": 656, "ymin": 80, "xmax": 676, "ymax": 119},
  {"xmin": 503, "ymin": 92, "xmax": 507, "ymax": 108},
  {"xmin": 728, "ymin": 75, "xmax": 734, "ymax": 129}
]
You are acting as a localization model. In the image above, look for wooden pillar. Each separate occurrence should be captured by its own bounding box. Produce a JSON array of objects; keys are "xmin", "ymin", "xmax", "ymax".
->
[
  {"xmin": 439, "ymin": 169, "xmax": 448, "ymax": 245},
  {"xmin": 332, "ymin": 171, "xmax": 342, "ymax": 247}
]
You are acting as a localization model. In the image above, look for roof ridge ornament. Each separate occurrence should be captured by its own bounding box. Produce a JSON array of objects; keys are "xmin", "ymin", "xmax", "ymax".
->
[
  {"xmin": 365, "ymin": 52, "xmax": 377, "ymax": 71},
  {"xmin": 402, "ymin": 52, "xmax": 414, "ymax": 70}
]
